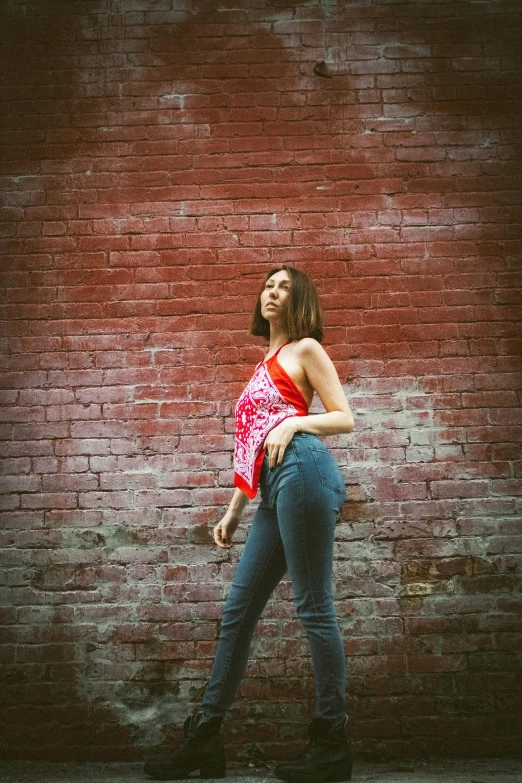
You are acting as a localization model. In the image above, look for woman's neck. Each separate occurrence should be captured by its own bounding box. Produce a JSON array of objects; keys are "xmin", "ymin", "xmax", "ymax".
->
[{"xmin": 268, "ymin": 326, "xmax": 290, "ymax": 354}]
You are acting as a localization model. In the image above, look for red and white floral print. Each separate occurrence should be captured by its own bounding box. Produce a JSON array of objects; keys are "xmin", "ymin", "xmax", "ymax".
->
[{"xmin": 234, "ymin": 348, "xmax": 308, "ymax": 499}]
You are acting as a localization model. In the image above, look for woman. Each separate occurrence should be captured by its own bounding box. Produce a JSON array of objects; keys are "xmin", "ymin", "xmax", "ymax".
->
[{"xmin": 145, "ymin": 266, "xmax": 354, "ymax": 783}]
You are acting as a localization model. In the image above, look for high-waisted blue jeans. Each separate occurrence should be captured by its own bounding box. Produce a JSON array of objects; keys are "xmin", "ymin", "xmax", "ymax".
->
[{"xmin": 200, "ymin": 432, "xmax": 347, "ymax": 722}]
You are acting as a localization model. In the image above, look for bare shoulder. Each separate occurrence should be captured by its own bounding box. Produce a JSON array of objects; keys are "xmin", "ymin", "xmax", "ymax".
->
[
  {"xmin": 294, "ymin": 338, "xmax": 330, "ymax": 363},
  {"xmin": 292, "ymin": 337, "xmax": 348, "ymax": 411}
]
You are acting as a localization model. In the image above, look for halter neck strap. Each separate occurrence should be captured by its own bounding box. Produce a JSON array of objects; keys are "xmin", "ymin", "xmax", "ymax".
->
[
  {"xmin": 254, "ymin": 341, "xmax": 290, "ymax": 371},
  {"xmin": 272, "ymin": 340, "xmax": 290, "ymax": 358}
]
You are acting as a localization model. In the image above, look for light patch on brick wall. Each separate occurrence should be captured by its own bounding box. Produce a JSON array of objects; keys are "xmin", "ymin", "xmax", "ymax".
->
[
  {"xmin": 1, "ymin": 0, "xmax": 521, "ymax": 762},
  {"xmin": 76, "ymin": 668, "xmax": 186, "ymax": 746}
]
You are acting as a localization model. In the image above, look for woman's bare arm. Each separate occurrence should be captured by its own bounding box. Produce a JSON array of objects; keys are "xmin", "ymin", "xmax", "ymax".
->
[
  {"xmin": 292, "ymin": 337, "xmax": 354, "ymax": 435},
  {"xmin": 264, "ymin": 338, "xmax": 353, "ymax": 468},
  {"xmin": 214, "ymin": 487, "xmax": 249, "ymax": 549}
]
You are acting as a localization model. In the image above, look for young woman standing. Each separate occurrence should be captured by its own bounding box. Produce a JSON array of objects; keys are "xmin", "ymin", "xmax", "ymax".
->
[{"xmin": 145, "ymin": 266, "xmax": 354, "ymax": 783}]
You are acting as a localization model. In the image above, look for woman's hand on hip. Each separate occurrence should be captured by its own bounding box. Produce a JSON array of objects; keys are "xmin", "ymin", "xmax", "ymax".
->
[
  {"xmin": 214, "ymin": 512, "xmax": 240, "ymax": 549},
  {"xmin": 264, "ymin": 417, "xmax": 298, "ymax": 470}
]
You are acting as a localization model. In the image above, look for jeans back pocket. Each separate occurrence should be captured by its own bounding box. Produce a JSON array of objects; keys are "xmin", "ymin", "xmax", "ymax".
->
[{"xmin": 309, "ymin": 446, "xmax": 346, "ymax": 497}]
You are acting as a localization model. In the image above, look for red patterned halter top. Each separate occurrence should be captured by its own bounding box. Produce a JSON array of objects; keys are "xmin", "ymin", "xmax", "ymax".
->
[{"xmin": 234, "ymin": 342, "xmax": 309, "ymax": 499}]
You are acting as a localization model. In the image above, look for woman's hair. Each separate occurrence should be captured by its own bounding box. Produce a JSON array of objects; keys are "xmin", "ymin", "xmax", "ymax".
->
[{"xmin": 250, "ymin": 265, "xmax": 323, "ymax": 343}]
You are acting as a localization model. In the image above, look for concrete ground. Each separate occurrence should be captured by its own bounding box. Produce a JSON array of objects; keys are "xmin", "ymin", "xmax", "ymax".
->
[{"xmin": 0, "ymin": 759, "xmax": 521, "ymax": 783}]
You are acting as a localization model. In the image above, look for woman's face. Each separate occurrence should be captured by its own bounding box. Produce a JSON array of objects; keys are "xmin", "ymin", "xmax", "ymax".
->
[{"xmin": 260, "ymin": 270, "xmax": 291, "ymax": 321}]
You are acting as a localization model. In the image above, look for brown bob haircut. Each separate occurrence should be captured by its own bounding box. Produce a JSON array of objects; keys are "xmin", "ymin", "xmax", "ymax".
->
[{"xmin": 250, "ymin": 266, "xmax": 323, "ymax": 343}]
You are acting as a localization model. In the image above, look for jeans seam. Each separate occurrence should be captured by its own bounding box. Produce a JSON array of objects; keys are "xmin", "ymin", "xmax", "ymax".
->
[
  {"xmin": 293, "ymin": 437, "xmax": 343, "ymax": 719},
  {"xmin": 210, "ymin": 535, "xmax": 283, "ymax": 712},
  {"xmin": 303, "ymin": 536, "xmax": 340, "ymax": 717}
]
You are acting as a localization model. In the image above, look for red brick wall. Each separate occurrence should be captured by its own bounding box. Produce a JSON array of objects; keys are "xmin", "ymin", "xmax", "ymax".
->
[{"xmin": 1, "ymin": 0, "xmax": 521, "ymax": 763}]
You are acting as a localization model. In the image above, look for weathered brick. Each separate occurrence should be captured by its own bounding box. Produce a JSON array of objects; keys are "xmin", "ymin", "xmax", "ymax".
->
[{"xmin": 1, "ymin": 0, "xmax": 521, "ymax": 763}]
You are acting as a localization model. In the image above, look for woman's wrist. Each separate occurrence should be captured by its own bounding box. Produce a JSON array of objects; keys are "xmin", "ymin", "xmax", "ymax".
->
[
  {"xmin": 226, "ymin": 488, "xmax": 249, "ymax": 521},
  {"xmin": 290, "ymin": 416, "xmax": 303, "ymax": 434}
]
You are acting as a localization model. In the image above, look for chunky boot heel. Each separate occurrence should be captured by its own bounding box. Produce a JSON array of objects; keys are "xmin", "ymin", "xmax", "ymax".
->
[
  {"xmin": 274, "ymin": 716, "xmax": 352, "ymax": 783},
  {"xmin": 200, "ymin": 758, "xmax": 227, "ymax": 778},
  {"xmin": 144, "ymin": 712, "xmax": 226, "ymax": 780}
]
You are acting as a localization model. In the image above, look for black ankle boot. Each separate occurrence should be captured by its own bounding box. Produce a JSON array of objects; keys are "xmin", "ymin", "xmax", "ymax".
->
[
  {"xmin": 274, "ymin": 716, "xmax": 352, "ymax": 783},
  {"xmin": 144, "ymin": 711, "xmax": 226, "ymax": 780}
]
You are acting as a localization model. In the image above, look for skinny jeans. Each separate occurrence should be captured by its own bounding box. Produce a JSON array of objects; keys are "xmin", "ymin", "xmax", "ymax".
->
[{"xmin": 200, "ymin": 432, "xmax": 347, "ymax": 722}]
